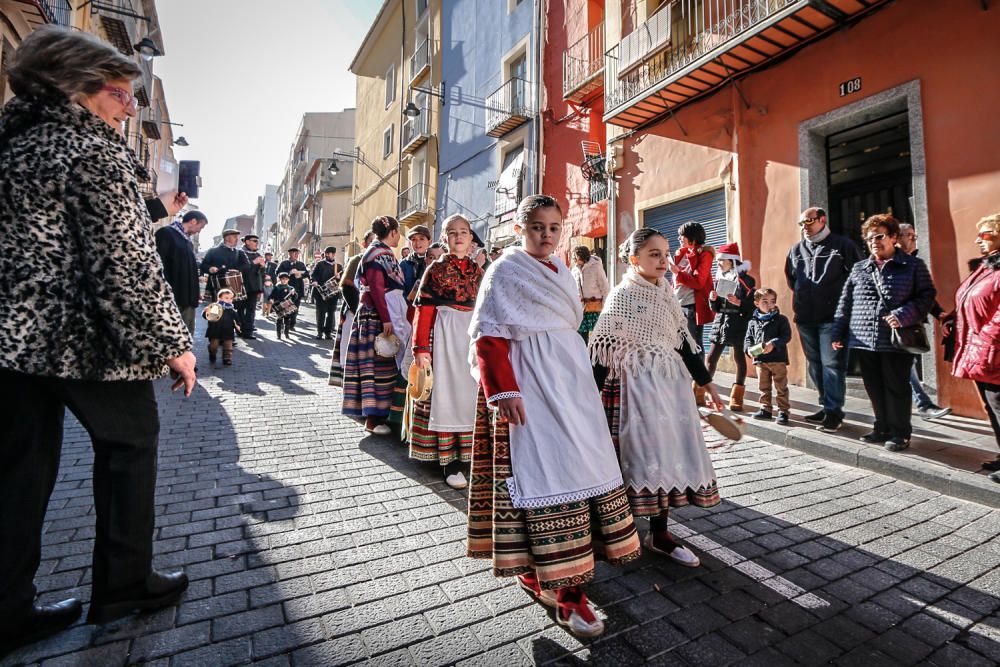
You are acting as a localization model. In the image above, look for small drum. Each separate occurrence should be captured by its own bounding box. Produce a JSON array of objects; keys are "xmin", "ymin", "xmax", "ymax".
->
[
  {"xmin": 315, "ymin": 276, "xmax": 339, "ymax": 301},
  {"xmin": 220, "ymin": 270, "xmax": 247, "ymax": 302},
  {"xmin": 204, "ymin": 302, "xmax": 224, "ymax": 322},
  {"xmin": 273, "ymin": 297, "xmax": 298, "ymax": 318}
]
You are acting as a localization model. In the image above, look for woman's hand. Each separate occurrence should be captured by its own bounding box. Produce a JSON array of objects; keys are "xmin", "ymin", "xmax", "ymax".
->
[
  {"xmin": 166, "ymin": 351, "xmax": 197, "ymax": 397},
  {"xmin": 415, "ymin": 352, "xmax": 431, "ymax": 368},
  {"xmin": 703, "ymin": 383, "xmax": 724, "ymax": 411},
  {"xmin": 725, "ymin": 294, "xmax": 741, "ymax": 306},
  {"xmin": 884, "ymin": 314, "xmax": 902, "ymax": 329},
  {"xmin": 382, "ymin": 322, "xmax": 394, "ymax": 337},
  {"xmin": 832, "ymin": 341, "xmax": 844, "ymax": 350},
  {"xmin": 497, "ymin": 397, "xmax": 526, "ymax": 425}
]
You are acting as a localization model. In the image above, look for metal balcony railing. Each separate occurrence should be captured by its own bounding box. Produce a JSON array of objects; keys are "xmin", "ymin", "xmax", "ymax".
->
[
  {"xmin": 409, "ymin": 38, "xmax": 430, "ymax": 83},
  {"xmin": 91, "ymin": 0, "xmax": 140, "ymax": 55},
  {"xmin": 38, "ymin": 0, "xmax": 73, "ymax": 26},
  {"xmin": 485, "ymin": 77, "xmax": 531, "ymax": 138},
  {"xmin": 397, "ymin": 183, "xmax": 428, "ymax": 222},
  {"xmin": 605, "ymin": 0, "xmax": 797, "ymax": 115},
  {"xmin": 563, "ymin": 22, "xmax": 605, "ymax": 102},
  {"xmin": 401, "ymin": 109, "xmax": 431, "ymax": 155},
  {"xmin": 589, "ymin": 178, "xmax": 609, "ymax": 204}
]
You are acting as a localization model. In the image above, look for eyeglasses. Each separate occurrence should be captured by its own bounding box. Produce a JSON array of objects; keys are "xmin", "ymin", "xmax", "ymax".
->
[
  {"xmin": 101, "ymin": 85, "xmax": 139, "ymax": 111},
  {"xmin": 865, "ymin": 233, "xmax": 888, "ymax": 243},
  {"xmin": 798, "ymin": 217, "xmax": 820, "ymax": 226},
  {"xmin": 978, "ymin": 231, "xmax": 996, "ymax": 240}
]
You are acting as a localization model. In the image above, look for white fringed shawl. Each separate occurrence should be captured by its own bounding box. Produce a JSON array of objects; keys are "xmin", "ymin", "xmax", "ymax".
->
[{"xmin": 589, "ymin": 269, "xmax": 699, "ymax": 378}]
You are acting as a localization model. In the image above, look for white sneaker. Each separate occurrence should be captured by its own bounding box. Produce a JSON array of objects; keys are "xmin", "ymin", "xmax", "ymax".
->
[
  {"xmin": 445, "ymin": 471, "xmax": 468, "ymax": 489},
  {"xmin": 668, "ymin": 545, "xmax": 701, "ymax": 567},
  {"xmin": 556, "ymin": 598, "xmax": 604, "ymax": 638},
  {"xmin": 371, "ymin": 424, "xmax": 391, "ymax": 435}
]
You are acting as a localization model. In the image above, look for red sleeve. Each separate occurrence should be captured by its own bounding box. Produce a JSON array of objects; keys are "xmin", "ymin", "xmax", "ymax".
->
[
  {"xmin": 675, "ymin": 249, "xmax": 714, "ymax": 291},
  {"xmin": 476, "ymin": 336, "xmax": 520, "ymax": 402},
  {"xmin": 412, "ymin": 304, "xmax": 437, "ymax": 355},
  {"xmin": 362, "ymin": 265, "xmax": 391, "ymax": 322}
]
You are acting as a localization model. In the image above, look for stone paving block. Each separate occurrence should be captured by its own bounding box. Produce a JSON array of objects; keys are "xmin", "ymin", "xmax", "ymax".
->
[
  {"xmin": 361, "ymin": 615, "xmax": 435, "ymax": 656},
  {"xmin": 282, "ymin": 587, "xmax": 351, "ymax": 622},
  {"xmin": 323, "ymin": 599, "xmax": 394, "ymax": 638},
  {"xmin": 169, "ymin": 636, "xmax": 251, "ymax": 667},
  {"xmin": 176, "ymin": 590, "xmax": 248, "ymax": 625},
  {"xmin": 621, "ymin": 618, "xmax": 688, "ymax": 658},
  {"xmin": 38, "ymin": 639, "xmax": 128, "ymax": 667},
  {"xmin": 291, "ymin": 634, "xmax": 368, "ymax": 666},
  {"xmin": 775, "ymin": 628, "xmax": 843, "ymax": 665},
  {"xmin": 408, "ymin": 627, "xmax": 483, "ymax": 666},
  {"xmin": 423, "ymin": 596, "xmax": 493, "ymax": 635},
  {"xmin": 212, "ymin": 603, "xmax": 285, "ymax": 641},
  {"xmin": 130, "ymin": 621, "xmax": 210, "ymax": 661},
  {"xmin": 668, "ymin": 602, "xmax": 730, "ymax": 639},
  {"xmin": 472, "ymin": 607, "xmax": 547, "ymax": 650},
  {"xmin": 674, "ymin": 632, "xmax": 746, "ymax": 666}
]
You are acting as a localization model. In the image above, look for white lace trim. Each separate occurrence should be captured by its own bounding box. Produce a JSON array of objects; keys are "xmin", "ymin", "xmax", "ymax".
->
[
  {"xmin": 486, "ymin": 390, "xmax": 522, "ymax": 405},
  {"xmin": 506, "ymin": 476, "xmax": 624, "ymax": 510}
]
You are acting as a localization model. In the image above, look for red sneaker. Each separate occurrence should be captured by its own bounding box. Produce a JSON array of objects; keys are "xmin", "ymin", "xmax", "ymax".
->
[
  {"xmin": 517, "ymin": 573, "xmax": 556, "ymax": 607},
  {"xmin": 556, "ymin": 587, "xmax": 604, "ymax": 638}
]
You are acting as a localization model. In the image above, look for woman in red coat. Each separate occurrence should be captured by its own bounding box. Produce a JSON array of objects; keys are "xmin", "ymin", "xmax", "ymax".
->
[
  {"xmin": 673, "ymin": 222, "xmax": 716, "ymax": 404},
  {"xmin": 950, "ymin": 214, "xmax": 1000, "ymax": 483}
]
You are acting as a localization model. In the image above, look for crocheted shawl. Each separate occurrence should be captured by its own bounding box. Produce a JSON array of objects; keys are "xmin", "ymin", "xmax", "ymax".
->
[
  {"xmin": 359, "ymin": 240, "xmax": 404, "ymax": 291},
  {"xmin": 589, "ymin": 268, "xmax": 699, "ymax": 378},
  {"xmin": 415, "ymin": 254, "xmax": 483, "ymax": 310},
  {"xmin": 468, "ymin": 246, "xmax": 582, "ymax": 343}
]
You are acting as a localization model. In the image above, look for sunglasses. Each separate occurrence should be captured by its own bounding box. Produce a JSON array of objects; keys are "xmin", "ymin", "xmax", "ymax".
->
[
  {"xmin": 101, "ymin": 85, "xmax": 139, "ymax": 111},
  {"xmin": 798, "ymin": 217, "xmax": 820, "ymax": 226},
  {"xmin": 864, "ymin": 233, "xmax": 888, "ymax": 243},
  {"xmin": 978, "ymin": 231, "xmax": 996, "ymax": 240}
]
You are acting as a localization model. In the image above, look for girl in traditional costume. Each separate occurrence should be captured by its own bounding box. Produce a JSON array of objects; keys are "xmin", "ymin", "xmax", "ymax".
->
[
  {"xmin": 408, "ymin": 215, "xmax": 484, "ymax": 489},
  {"xmin": 468, "ymin": 195, "xmax": 641, "ymax": 638},
  {"xmin": 342, "ymin": 217, "xmax": 412, "ymax": 435},
  {"xmin": 590, "ymin": 228, "xmax": 724, "ymax": 568}
]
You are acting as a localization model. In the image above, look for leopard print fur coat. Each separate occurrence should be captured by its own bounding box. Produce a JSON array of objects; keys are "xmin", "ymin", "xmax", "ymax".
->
[{"xmin": 0, "ymin": 96, "xmax": 192, "ymax": 381}]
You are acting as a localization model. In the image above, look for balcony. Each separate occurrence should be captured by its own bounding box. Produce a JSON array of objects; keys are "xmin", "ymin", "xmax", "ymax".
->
[
  {"xmin": 563, "ymin": 22, "xmax": 605, "ymax": 104},
  {"xmin": 141, "ymin": 108, "xmax": 161, "ymax": 140},
  {"xmin": 91, "ymin": 0, "xmax": 140, "ymax": 55},
  {"xmin": 409, "ymin": 38, "xmax": 431, "ymax": 84},
  {"xmin": 401, "ymin": 109, "xmax": 431, "ymax": 155},
  {"xmin": 604, "ymin": 0, "xmax": 894, "ymax": 128},
  {"xmin": 485, "ymin": 78, "xmax": 532, "ymax": 138},
  {"xmin": 397, "ymin": 183, "xmax": 430, "ymax": 224}
]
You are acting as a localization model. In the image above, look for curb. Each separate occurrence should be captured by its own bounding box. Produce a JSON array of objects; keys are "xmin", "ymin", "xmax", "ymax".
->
[{"xmin": 742, "ymin": 420, "xmax": 1000, "ymax": 509}]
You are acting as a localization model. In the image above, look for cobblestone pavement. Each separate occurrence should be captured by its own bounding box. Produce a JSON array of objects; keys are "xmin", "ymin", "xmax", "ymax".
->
[{"xmin": 4, "ymin": 305, "xmax": 1000, "ymax": 666}]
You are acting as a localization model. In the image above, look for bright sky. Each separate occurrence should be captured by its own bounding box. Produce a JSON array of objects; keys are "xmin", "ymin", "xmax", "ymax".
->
[{"xmin": 155, "ymin": 0, "xmax": 381, "ymax": 245}]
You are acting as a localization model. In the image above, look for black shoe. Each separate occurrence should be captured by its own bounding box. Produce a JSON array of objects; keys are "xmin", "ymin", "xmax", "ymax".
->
[
  {"xmin": 917, "ymin": 405, "xmax": 951, "ymax": 421},
  {"xmin": 752, "ymin": 409, "xmax": 772, "ymax": 421},
  {"xmin": 818, "ymin": 413, "xmax": 842, "ymax": 432},
  {"xmin": 884, "ymin": 437, "xmax": 910, "ymax": 452},
  {"xmin": 989, "ymin": 471, "xmax": 1000, "ymax": 484},
  {"xmin": 316, "ymin": 333, "xmax": 324, "ymax": 339},
  {"xmin": 860, "ymin": 431, "xmax": 890, "ymax": 444},
  {"xmin": 982, "ymin": 458, "xmax": 1000, "ymax": 472},
  {"xmin": 324, "ymin": 333, "xmax": 333, "ymax": 340},
  {"xmin": 242, "ymin": 334, "xmax": 257, "ymax": 340},
  {"xmin": 0, "ymin": 598, "xmax": 82, "ymax": 656},
  {"xmin": 804, "ymin": 409, "xmax": 826, "ymax": 423},
  {"xmin": 87, "ymin": 570, "xmax": 189, "ymax": 625},
  {"xmin": 776, "ymin": 412, "xmax": 789, "ymax": 426}
]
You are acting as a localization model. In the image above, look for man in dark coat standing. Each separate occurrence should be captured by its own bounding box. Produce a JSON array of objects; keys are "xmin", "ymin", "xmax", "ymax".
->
[
  {"xmin": 154, "ymin": 211, "xmax": 207, "ymax": 334},
  {"xmin": 238, "ymin": 234, "xmax": 266, "ymax": 339},
  {"xmin": 276, "ymin": 248, "xmax": 308, "ymax": 331},
  {"xmin": 200, "ymin": 229, "xmax": 250, "ymax": 301},
  {"xmin": 310, "ymin": 246, "xmax": 342, "ymax": 339},
  {"xmin": 264, "ymin": 252, "xmax": 278, "ymax": 282}
]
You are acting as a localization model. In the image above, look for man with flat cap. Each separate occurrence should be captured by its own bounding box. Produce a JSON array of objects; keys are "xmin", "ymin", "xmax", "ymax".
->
[
  {"xmin": 200, "ymin": 229, "xmax": 249, "ymax": 301},
  {"xmin": 239, "ymin": 234, "xmax": 267, "ymax": 339},
  {"xmin": 276, "ymin": 248, "xmax": 308, "ymax": 331},
  {"xmin": 401, "ymin": 224, "xmax": 432, "ymax": 306},
  {"xmin": 155, "ymin": 211, "xmax": 208, "ymax": 334},
  {"xmin": 310, "ymin": 246, "xmax": 342, "ymax": 339}
]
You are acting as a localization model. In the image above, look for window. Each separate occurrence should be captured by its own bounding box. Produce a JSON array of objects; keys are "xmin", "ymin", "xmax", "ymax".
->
[
  {"xmin": 416, "ymin": 0, "xmax": 427, "ymax": 16},
  {"xmin": 383, "ymin": 125, "xmax": 394, "ymax": 158},
  {"xmin": 385, "ymin": 64, "xmax": 396, "ymax": 108}
]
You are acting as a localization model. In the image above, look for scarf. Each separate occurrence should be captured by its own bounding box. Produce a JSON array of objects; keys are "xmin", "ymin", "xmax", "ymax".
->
[
  {"xmin": 468, "ymin": 246, "xmax": 581, "ymax": 343},
  {"xmin": 754, "ymin": 308, "xmax": 777, "ymax": 322},
  {"xmin": 217, "ymin": 301, "xmax": 235, "ymax": 310},
  {"xmin": 359, "ymin": 240, "xmax": 404, "ymax": 291},
  {"xmin": 589, "ymin": 268, "xmax": 698, "ymax": 378},
  {"xmin": 804, "ymin": 224, "xmax": 832, "ymax": 247},
  {"xmin": 170, "ymin": 219, "xmax": 191, "ymax": 242},
  {"xmin": 415, "ymin": 254, "xmax": 483, "ymax": 309}
]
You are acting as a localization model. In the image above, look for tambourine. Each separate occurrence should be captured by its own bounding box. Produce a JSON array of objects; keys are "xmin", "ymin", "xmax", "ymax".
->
[
  {"xmin": 374, "ymin": 333, "xmax": 401, "ymax": 359},
  {"xmin": 699, "ymin": 408, "xmax": 746, "ymax": 441},
  {"xmin": 407, "ymin": 361, "xmax": 433, "ymax": 402},
  {"xmin": 204, "ymin": 302, "xmax": 224, "ymax": 323}
]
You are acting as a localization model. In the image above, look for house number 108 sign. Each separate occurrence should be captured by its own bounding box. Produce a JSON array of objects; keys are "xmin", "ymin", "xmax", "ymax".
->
[{"xmin": 839, "ymin": 77, "xmax": 862, "ymax": 97}]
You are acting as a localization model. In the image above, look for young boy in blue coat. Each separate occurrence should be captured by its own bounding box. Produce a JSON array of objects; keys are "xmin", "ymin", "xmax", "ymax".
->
[{"xmin": 744, "ymin": 288, "xmax": 793, "ymax": 424}]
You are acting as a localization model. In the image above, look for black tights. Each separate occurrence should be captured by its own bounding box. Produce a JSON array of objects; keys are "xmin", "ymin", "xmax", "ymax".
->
[
  {"xmin": 707, "ymin": 343, "xmax": 747, "ymax": 385},
  {"xmin": 649, "ymin": 512, "xmax": 681, "ymax": 550}
]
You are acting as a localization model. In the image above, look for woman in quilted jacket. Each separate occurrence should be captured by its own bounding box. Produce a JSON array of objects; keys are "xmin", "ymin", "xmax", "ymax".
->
[
  {"xmin": 949, "ymin": 214, "xmax": 1000, "ymax": 483},
  {"xmin": 832, "ymin": 214, "xmax": 937, "ymax": 452}
]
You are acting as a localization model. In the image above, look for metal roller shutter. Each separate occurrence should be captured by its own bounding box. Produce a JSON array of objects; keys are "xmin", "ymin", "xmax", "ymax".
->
[{"xmin": 643, "ymin": 188, "xmax": 728, "ymax": 351}]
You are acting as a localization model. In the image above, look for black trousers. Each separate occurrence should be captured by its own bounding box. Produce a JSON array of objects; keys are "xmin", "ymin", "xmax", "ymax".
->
[
  {"xmin": 682, "ymin": 305, "xmax": 704, "ymax": 360},
  {"xmin": 0, "ymin": 370, "xmax": 159, "ymax": 619},
  {"xmin": 315, "ymin": 297, "xmax": 336, "ymax": 335},
  {"xmin": 238, "ymin": 291, "xmax": 261, "ymax": 336},
  {"xmin": 976, "ymin": 381, "xmax": 1000, "ymax": 449},
  {"xmin": 855, "ymin": 349, "xmax": 914, "ymax": 439}
]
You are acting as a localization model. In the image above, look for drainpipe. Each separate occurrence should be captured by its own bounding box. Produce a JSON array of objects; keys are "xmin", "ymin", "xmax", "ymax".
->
[
  {"xmin": 607, "ymin": 145, "xmax": 617, "ymax": 285},
  {"xmin": 532, "ymin": 0, "xmax": 543, "ymax": 194},
  {"xmin": 396, "ymin": 1, "xmax": 407, "ymax": 206}
]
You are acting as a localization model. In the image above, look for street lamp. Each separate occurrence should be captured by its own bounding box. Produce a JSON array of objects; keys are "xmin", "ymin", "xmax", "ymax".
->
[
  {"xmin": 133, "ymin": 37, "xmax": 161, "ymax": 61},
  {"xmin": 328, "ymin": 159, "xmax": 340, "ymax": 175},
  {"xmin": 403, "ymin": 82, "xmax": 447, "ymax": 117},
  {"xmin": 174, "ymin": 136, "xmax": 189, "ymax": 147}
]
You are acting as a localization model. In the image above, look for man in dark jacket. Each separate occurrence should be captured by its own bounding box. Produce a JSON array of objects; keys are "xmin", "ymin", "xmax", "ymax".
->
[
  {"xmin": 400, "ymin": 225, "xmax": 432, "ymax": 303},
  {"xmin": 155, "ymin": 211, "xmax": 207, "ymax": 334},
  {"xmin": 238, "ymin": 234, "xmax": 266, "ymax": 339},
  {"xmin": 264, "ymin": 252, "xmax": 278, "ymax": 282},
  {"xmin": 200, "ymin": 229, "xmax": 249, "ymax": 301},
  {"xmin": 311, "ymin": 246, "xmax": 342, "ymax": 339},
  {"xmin": 276, "ymin": 248, "xmax": 308, "ymax": 331},
  {"xmin": 784, "ymin": 207, "xmax": 862, "ymax": 432}
]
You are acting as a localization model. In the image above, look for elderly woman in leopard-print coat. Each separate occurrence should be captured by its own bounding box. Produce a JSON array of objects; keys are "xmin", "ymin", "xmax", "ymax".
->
[{"xmin": 0, "ymin": 27, "xmax": 196, "ymax": 650}]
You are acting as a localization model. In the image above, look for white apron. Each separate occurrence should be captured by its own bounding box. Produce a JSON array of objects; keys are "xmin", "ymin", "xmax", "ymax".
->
[
  {"xmin": 618, "ymin": 351, "xmax": 717, "ymax": 494},
  {"xmin": 339, "ymin": 310, "xmax": 355, "ymax": 370},
  {"xmin": 385, "ymin": 289, "xmax": 413, "ymax": 372},
  {"xmin": 505, "ymin": 328, "xmax": 624, "ymax": 509},
  {"xmin": 428, "ymin": 307, "xmax": 477, "ymax": 433}
]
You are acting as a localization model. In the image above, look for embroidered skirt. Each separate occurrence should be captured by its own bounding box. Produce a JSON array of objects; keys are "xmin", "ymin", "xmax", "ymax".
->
[
  {"xmin": 601, "ymin": 378, "xmax": 721, "ymax": 515},
  {"xmin": 342, "ymin": 306, "xmax": 400, "ymax": 418},
  {"xmin": 468, "ymin": 389, "xmax": 641, "ymax": 590},
  {"xmin": 328, "ymin": 300, "xmax": 348, "ymax": 387},
  {"xmin": 577, "ymin": 311, "xmax": 600, "ymax": 335},
  {"xmin": 409, "ymin": 395, "xmax": 473, "ymax": 465}
]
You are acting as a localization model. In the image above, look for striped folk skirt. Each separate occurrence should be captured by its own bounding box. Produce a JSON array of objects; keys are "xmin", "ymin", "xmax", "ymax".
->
[
  {"xmin": 342, "ymin": 306, "xmax": 400, "ymax": 419},
  {"xmin": 601, "ymin": 379, "xmax": 721, "ymax": 516},
  {"xmin": 408, "ymin": 395, "xmax": 473, "ymax": 466},
  {"xmin": 328, "ymin": 300, "xmax": 348, "ymax": 387},
  {"xmin": 467, "ymin": 389, "xmax": 641, "ymax": 590}
]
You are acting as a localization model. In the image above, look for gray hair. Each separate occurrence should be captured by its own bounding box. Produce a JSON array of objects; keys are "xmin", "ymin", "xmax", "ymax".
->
[{"xmin": 8, "ymin": 25, "xmax": 141, "ymax": 102}]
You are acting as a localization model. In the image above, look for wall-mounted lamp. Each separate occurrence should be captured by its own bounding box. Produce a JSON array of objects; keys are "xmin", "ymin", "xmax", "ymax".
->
[
  {"xmin": 133, "ymin": 37, "xmax": 162, "ymax": 61},
  {"xmin": 403, "ymin": 81, "xmax": 447, "ymax": 117},
  {"xmin": 174, "ymin": 137, "xmax": 189, "ymax": 147}
]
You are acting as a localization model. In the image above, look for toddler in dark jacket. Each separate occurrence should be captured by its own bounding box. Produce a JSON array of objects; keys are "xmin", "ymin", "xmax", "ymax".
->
[
  {"xmin": 203, "ymin": 288, "xmax": 241, "ymax": 365},
  {"xmin": 744, "ymin": 288, "xmax": 793, "ymax": 424}
]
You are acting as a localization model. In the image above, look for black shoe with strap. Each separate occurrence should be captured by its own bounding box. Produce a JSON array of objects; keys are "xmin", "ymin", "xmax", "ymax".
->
[
  {"xmin": 0, "ymin": 599, "xmax": 82, "ymax": 657},
  {"xmin": 818, "ymin": 412, "xmax": 843, "ymax": 432},
  {"xmin": 87, "ymin": 570, "xmax": 188, "ymax": 625}
]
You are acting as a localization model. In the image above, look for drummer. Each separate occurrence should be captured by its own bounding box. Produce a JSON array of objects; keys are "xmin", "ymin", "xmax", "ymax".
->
[
  {"xmin": 200, "ymin": 229, "xmax": 250, "ymax": 300},
  {"xmin": 276, "ymin": 248, "xmax": 308, "ymax": 332},
  {"xmin": 310, "ymin": 246, "xmax": 342, "ymax": 340}
]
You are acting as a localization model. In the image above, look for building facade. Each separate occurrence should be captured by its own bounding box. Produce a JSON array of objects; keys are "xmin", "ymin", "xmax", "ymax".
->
[
  {"xmin": 255, "ymin": 184, "xmax": 279, "ymax": 250},
  {"xmin": 603, "ymin": 0, "xmax": 1000, "ymax": 417},
  {"xmin": 0, "ymin": 0, "xmax": 74, "ymax": 102}
]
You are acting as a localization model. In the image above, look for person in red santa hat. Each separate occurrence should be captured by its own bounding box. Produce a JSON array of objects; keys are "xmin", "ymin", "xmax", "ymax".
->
[{"xmin": 707, "ymin": 242, "xmax": 756, "ymax": 411}]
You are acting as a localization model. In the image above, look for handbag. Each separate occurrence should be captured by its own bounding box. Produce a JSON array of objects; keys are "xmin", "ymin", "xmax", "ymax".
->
[{"xmin": 872, "ymin": 266, "xmax": 931, "ymax": 355}]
